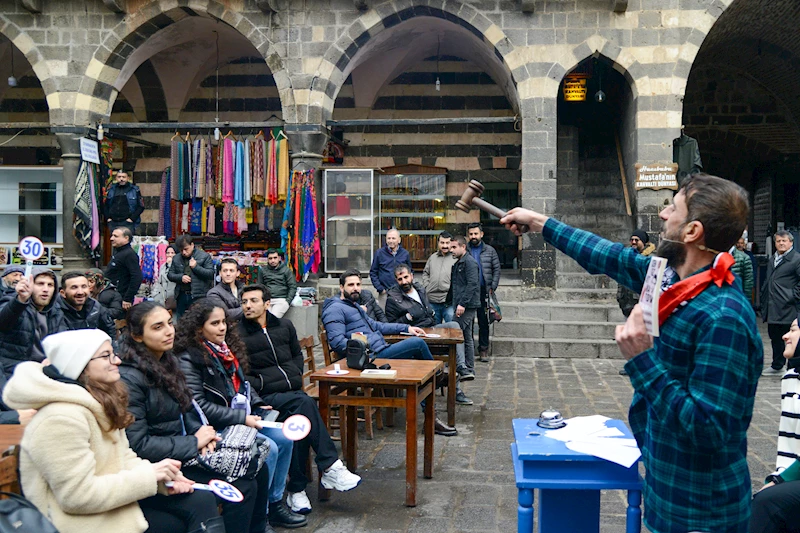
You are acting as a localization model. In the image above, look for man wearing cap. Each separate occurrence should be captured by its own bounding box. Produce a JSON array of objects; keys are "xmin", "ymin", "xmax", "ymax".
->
[
  {"xmin": 1, "ymin": 266, "xmax": 25, "ymax": 294},
  {"xmin": 616, "ymin": 230, "xmax": 656, "ymax": 376},
  {"xmin": 0, "ymin": 267, "xmax": 66, "ymax": 377}
]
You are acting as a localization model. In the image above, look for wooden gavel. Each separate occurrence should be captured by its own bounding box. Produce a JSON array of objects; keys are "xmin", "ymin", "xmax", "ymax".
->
[{"xmin": 455, "ymin": 180, "xmax": 529, "ymax": 233}]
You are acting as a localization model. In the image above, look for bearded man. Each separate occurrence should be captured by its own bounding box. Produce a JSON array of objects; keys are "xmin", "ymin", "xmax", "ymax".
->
[{"xmin": 500, "ymin": 173, "xmax": 763, "ymax": 533}]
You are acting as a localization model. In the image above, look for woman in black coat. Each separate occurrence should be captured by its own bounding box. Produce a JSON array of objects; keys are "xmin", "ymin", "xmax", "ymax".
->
[
  {"xmin": 118, "ymin": 302, "xmax": 223, "ymax": 533},
  {"xmin": 175, "ymin": 299, "xmax": 305, "ymax": 531},
  {"xmin": 87, "ymin": 268, "xmax": 125, "ymax": 320}
]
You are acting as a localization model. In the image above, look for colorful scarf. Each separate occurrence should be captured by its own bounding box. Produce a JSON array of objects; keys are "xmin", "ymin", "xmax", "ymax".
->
[
  {"xmin": 658, "ymin": 253, "xmax": 736, "ymax": 326},
  {"xmin": 204, "ymin": 340, "xmax": 242, "ymax": 394}
]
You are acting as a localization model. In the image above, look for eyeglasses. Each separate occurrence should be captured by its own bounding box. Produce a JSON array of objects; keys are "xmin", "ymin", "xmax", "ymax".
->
[{"xmin": 91, "ymin": 353, "xmax": 121, "ymax": 363}]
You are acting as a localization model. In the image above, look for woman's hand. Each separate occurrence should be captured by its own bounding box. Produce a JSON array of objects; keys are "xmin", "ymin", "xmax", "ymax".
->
[
  {"xmin": 244, "ymin": 414, "xmax": 262, "ymax": 429},
  {"xmin": 194, "ymin": 425, "xmax": 220, "ymax": 450},
  {"xmin": 151, "ymin": 458, "xmax": 182, "ymax": 482},
  {"xmin": 166, "ymin": 480, "xmax": 194, "ymax": 495}
]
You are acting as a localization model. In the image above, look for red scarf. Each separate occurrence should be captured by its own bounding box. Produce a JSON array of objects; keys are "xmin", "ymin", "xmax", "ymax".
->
[
  {"xmin": 657, "ymin": 252, "xmax": 735, "ymax": 326},
  {"xmin": 205, "ymin": 341, "xmax": 242, "ymax": 392}
]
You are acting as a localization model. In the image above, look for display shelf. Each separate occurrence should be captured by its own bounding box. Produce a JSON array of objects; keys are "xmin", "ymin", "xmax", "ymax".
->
[
  {"xmin": 324, "ymin": 169, "xmax": 379, "ymax": 273},
  {"xmin": 328, "ymin": 215, "xmax": 373, "ymax": 222}
]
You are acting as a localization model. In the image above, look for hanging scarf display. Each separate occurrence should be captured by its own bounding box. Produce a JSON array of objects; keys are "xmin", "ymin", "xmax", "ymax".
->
[
  {"xmin": 158, "ymin": 167, "xmax": 172, "ymax": 238},
  {"xmin": 222, "ymin": 138, "xmax": 235, "ymax": 203},
  {"xmin": 267, "ymin": 134, "xmax": 278, "ymax": 205},
  {"xmin": 234, "ymin": 140, "xmax": 246, "ymax": 208},
  {"xmin": 73, "ymin": 160, "xmax": 102, "ymax": 260},
  {"xmin": 277, "ymin": 131, "xmax": 289, "ymax": 202},
  {"xmin": 658, "ymin": 253, "xmax": 735, "ymax": 326},
  {"xmin": 253, "ymin": 136, "xmax": 265, "ymax": 201}
]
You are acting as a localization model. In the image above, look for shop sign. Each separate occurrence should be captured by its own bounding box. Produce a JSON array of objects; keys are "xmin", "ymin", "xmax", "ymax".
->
[
  {"xmin": 563, "ymin": 74, "xmax": 589, "ymax": 102},
  {"xmin": 80, "ymin": 138, "xmax": 100, "ymax": 164},
  {"xmin": 635, "ymin": 163, "xmax": 679, "ymax": 191}
]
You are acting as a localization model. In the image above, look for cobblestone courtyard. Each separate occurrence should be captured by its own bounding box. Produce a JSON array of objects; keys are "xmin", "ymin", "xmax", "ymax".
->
[{"xmin": 299, "ymin": 326, "xmax": 781, "ymax": 532}]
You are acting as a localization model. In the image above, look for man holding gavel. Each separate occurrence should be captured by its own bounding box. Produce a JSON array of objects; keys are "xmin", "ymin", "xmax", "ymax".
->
[{"xmin": 498, "ymin": 174, "xmax": 762, "ymax": 533}]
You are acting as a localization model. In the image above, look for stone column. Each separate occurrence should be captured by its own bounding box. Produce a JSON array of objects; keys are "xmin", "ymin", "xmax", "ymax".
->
[
  {"xmin": 284, "ymin": 122, "xmax": 329, "ymax": 206},
  {"xmin": 56, "ymin": 132, "xmax": 92, "ymax": 271}
]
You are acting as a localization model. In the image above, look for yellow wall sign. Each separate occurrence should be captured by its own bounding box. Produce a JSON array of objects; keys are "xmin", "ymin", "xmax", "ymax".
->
[{"xmin": 563, "ymin": 75, "xmax": 589, "ymax": 102}]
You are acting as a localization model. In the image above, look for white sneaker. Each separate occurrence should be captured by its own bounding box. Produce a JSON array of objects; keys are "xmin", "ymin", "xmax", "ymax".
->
[
  {"xmin": 286, "ymin": 490, "xmax": 312, "ymax": 515},
  {"xmin": 320, "ymin": 459, "xmax": 361, "ymax": 491}
]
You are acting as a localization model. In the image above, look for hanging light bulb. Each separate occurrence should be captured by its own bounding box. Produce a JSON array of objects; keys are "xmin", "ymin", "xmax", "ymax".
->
[
  {"xmin": 213, "ymin": 30, "xmax": 221, "ymax": 141},
  {"xmin": 435, "ymin": 35, "xmax": 441, "ymax": 92},
  {"xmin": 435, "ymin": 77, "xmax": 440, "ymax": 92},
  {"xmin": 97, "ymin": 124, "xmax": 104, "ymax": 141},
  {"xmin": 594, "ymin": 66, "xmax": 605, "ymax": 102},
  {"xmin": 7, "ymin": 46, "xmax": 17, "ymax": 87}
]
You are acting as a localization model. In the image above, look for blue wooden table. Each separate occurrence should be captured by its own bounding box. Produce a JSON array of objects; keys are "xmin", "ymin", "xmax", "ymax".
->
[{"xmin": 511, "ymin": 418, "xmax": 643, "ymax": 533}]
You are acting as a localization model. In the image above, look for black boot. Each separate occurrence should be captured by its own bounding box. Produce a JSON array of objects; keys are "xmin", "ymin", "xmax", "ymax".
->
[
  {"xmin": 269, "ymin": 500, "xmax": 308, "ymax": 529},
  {"xmin": 189, "ymin": 516, "xmax": 226, "ymax": 533}
]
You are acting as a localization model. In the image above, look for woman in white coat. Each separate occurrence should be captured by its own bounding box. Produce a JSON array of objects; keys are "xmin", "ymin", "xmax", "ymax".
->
[
  {"xmin": 3, "ymin": 329, "xmax": 221, "ymax": 533},
  {"xmin": 151, "ymin": 245, "xmax": 177, "ymax": 310}
]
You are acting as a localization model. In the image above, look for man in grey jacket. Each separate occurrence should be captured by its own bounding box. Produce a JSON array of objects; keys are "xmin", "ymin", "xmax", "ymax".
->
[
  {"xmin": 761, "ymin": 230, "xmax": 800, "ymax": 374},
  {"xmin": 422, "ymin": 231, "xmax": 457, "ymax": 324},
  {"xmin": 256, "ymin": 249, "xmax": 297, "ymax": 318},
  {"xmin": 168, "ymin": 234, "xmax": 215, "ymax": 318},
  {"xmin": 207, "ymin": 257, "xmax": 244, "ymax": 322},
  {"xmin": 467, "ymin": 223, "xmax": 501, "ymax": 362}
]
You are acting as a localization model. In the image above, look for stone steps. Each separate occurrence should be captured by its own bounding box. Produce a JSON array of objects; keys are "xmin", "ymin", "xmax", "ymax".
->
[
  {"xmin": 493, "ymin": 319, "xmax": 618, "ymax": 339},
  {"xmin": 498, "ymin": 301, "xmax": 624, "ymax": 321},
  {"xmin": 491, "ymin": 337, "xmax": 622, "ymax": 359}
]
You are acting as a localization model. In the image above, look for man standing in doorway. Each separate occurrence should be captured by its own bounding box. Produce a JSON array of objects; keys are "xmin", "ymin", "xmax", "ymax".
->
[
  {"xmin": 449, "ymin": 235, "xmax": 480, "ymax": 388},
  {"xmin": 761, "ymin": 230, "xmax": 800, "ymax": 375},
  {"xmin": 168, "ymin": 234, "xmax": 215, "ymax": 318},
  {"xmin": 466, "ymin": 223, "xmax": 500, "ymax": 363},
  {"xmin": 423, "ymin": 231, "xmax": 457, "ymax": 324},
  {"xmin": 104, "ymin": 226, "xmax": 143, "ymax": 311},
  {"xmin": 501, "ymin": 174, "xmax": 762, "ymax": 533},
  {"xmin": 104, "ymin": 170, "xmax": 144, "ymax": 234},
  {"xmin": 370, "ymin": 228, "xmax": 412, "ymax": 310},
  {"xmin": 256, "ymin": 249, "xmax": 297, "ymax": 318}
]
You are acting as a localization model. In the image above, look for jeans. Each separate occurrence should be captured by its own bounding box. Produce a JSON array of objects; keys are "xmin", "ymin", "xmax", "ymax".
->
[
  {"xmin": 476, "ymin": 285, "xmax": 490, "ymax": 352},
  {"xmin": 455, "ymin": 308, "xmax": 477, "ymax": 372},
  {"xmin": 257, "ymin": 428, "xmax": 293, "ymax": 503},
  {"xmin": 769, "ymin": 323, "xmax": 792, "ymax": 370},
  {"xmin": 430, "ymin": 302, "xmax": 454, "ymax": 324},
  {"xmin": 377, "ymin": 336, "xmax": 434, "ymax": 360},
  {"xmin": 261, "ymin": 391, "xmax": 340, "ymax": 494},
  {"xmin": 140, "ymin": 491, "xmax": 219, "ymax": 533},
  {"xmin": 175, "ymin": 291, "xmax": 194, "ymax": 319}
]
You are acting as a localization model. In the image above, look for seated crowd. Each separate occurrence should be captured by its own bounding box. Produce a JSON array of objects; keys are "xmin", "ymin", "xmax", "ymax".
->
[{"xmin": 0, "ymin": 232, "xmax": 470, "ymax": 533}]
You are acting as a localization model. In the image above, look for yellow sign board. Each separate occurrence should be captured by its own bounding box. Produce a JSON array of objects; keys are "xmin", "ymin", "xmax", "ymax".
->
[{"xmin": 563, "ymin": 75, "xmax": 588, "ymax": 102}]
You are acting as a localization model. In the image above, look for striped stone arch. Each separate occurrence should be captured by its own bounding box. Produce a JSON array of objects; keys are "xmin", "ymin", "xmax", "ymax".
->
[
  {"xmin": 73, "ymin": 0, "xmax": 291, "ymax": 126},
  {"xmin": 0, "ymin": 15, "xmax": 55, "ymax": 117},
  {"xmin": 305, "ymin": 0, "xmax": 521, "ymax": 123}
]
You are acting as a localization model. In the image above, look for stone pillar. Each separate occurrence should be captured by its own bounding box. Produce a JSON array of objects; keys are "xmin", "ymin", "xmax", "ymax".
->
[
  {"xmin": 284, "ymin": 123, "xmax": 329, "ymax": 207},
  {"xmin": 56, "ymin": 132, "xmax": 92, "ymax": 271}
]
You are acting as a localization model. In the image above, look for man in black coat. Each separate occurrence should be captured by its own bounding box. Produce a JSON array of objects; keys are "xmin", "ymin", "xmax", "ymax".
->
[
  {"xmin": 169, "ymin": 234, "xmax": 215, "ymax": 318},
  {"xmin": 238, "ymin": 284, "xmax": 361, "ymax": 516},
  {"xmin": 104, "ymin": 226, "xmax": 143, "ymax": 311},
  {"xmin": 761, "ymin": 230, "xmax": 800, "ymax": 374},
  {"xmin": 58, "ymin": 271, "xmax": 116, "ymax": 338},
  {"xmin": 467, "ymin": 223, "xmax": 501, "ymax": 363},
  {"xmin": 358, "ymin": 287, "xmax": 386, "ymax": 322},
  {"xmin": 448, "ymin": 235, "xmax": 481, "ymax": 381},
  {"xmin": 104, "ymin": 170, "xmax": 144, "ymax": 234}
]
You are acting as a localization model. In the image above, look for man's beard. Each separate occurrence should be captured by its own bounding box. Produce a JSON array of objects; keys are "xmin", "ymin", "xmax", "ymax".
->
[
  {"xmin": 343, "ymin": 289, "xmax": 360, "ymax": 302},
  {"xmin": 399, "ymin": 282, "xmax": 412, "ymax": 293},
  {"xmin": 656, "ymin": 227, "xmax": 687, "ymax": 270},
  {"xmin": 469, "ymin": 238, "xmax": 480, "ymax": 246}
]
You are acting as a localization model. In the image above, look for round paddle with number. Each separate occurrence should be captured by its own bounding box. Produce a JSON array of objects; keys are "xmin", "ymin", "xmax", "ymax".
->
[
  {"xmin": 257, "ymin": 414, "xmax": 311, "ymax": 441},
  {"xmin": 18, "ymin": 236, "xmax": 44, "ymax": 278},
  {"xmin": 165, "ymin": 479, "xmax": 244, "ymax": 502}
]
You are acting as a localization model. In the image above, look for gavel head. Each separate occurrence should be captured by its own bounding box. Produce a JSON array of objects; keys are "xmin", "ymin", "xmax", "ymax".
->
[{"xmin": 455, "ymin": 180, "xmax": 486, "ymax": 213}]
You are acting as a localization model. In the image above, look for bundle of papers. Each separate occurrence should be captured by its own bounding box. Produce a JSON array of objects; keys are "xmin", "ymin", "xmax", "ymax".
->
[{"xmin": 544, "ymin": 415, "xmax": 641, "ymax": 468}]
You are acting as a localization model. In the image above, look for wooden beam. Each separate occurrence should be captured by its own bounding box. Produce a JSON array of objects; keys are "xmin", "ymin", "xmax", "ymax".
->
[
  {"xmin": 21, "ymin": 0, "xmax": 42, "ymax": 13},
  {"xmin": 102, "ymin": 0, "xmax": 126, "ymax": 13},
  {"xmin": 612, "ymin": 0, "xmax": 628, "ymax": 12}
]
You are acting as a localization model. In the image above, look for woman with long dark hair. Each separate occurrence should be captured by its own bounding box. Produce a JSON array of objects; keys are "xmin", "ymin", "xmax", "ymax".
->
[
  {"xmin": 118, "ymin": 302, "xmax": 224, "ymax": 533},
  {"xmin": 3, "ymin": 329, "xmax": 195, "ymax": 533},
  {"xmin": 175, "ymin": 299, "xmax": 306, "ymax": 531}
]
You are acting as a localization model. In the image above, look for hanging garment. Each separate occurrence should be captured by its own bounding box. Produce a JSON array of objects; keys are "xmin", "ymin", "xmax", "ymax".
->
[
  {"xmin": 201, "ymin": 200, "xmax": 208, "ymax": 233},
  {"xmin": 197, "ymin": 138, "xmax": 206, "ymax": 199},
  {"xmin": 278, "ymin": 132, "xmax": 289, "ymax": 202},
  {"xmin": 181, "ymin": 203, "xmax": 190, "ymax": 233},
  {"xmin": 206, "ymin": 141, "xmax": 214, "ymax": 202},
  {"xmin": 73, "ymin": 161, "xmax": 101, "ymax": 258},
  {"xmin": 190, "ymin": 199, "xmax": 203, "ymax": 234},
  {"xmin": 237, "ymin": 206, "xmax": 247, "ymax": 235},
  {"xmin": 170, "ymin": 140, "xmax": 180, "ymax": 200},
  {"xmin": 267, "ymin": 135, "xmax": 278, "ymax": 205},
  {"xmin": 223, "ymin": 203, "xmax": 234, "ymax": 235},
  {"xmin": 280, "ymin": 170, "xmax": 294, "ymax": 255},
  {"xmin": 158, "ymin": 167, "xmax": 172, "ymax": 238},
  {"xmin": 140, "ymin": 243, "xmax": 157, "ymax": 284},
  {"xmin": 208, "ymin": 205, "xmax": 216, "ymax": 234},
  {"xmin": 673, "ymin": 134, "xmax": 703, "ymax": 186},
  {"xmin": 223, "ymin": 138, "xmax": 235, "ymax": 203},
  {"xmin": 234, "ymin": 140, "xmax": 246, "ymax": 208},
  {"xmin": 243, "ymin": 139, "xmax": 252, "ymax": 205},
  {"xmin": 253, "ymin": 137, "xmax": 265, "ymax": 202}
]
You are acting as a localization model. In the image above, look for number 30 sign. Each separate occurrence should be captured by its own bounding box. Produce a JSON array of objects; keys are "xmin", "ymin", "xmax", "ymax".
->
[{"xmin": 18, "ymin": 236, "xmax": 44, "ymax": 261}]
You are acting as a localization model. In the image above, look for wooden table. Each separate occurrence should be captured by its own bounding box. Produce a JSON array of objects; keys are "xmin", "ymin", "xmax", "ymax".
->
[
  {"xmin": 384, "ymin": 328, "xmax": 463, "ymax": 427},
  {"xmin": 310, "ymin": 358, "xmax": 443, "ymax": 507}
]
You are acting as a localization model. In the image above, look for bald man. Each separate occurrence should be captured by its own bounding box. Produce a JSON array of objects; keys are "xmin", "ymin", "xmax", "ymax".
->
[{"xmin": 369, "ymin": 228, "xmax": 412, "ymax": 309}]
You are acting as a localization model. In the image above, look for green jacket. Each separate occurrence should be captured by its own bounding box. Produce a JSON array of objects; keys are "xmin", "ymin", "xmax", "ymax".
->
[
  {"xmin": 256, "ymin": 262, "xmax": 297, "ymax": 300},
  {"xmin": 731, "ymin": 248, "xmax": 754, "ymax": 302}
]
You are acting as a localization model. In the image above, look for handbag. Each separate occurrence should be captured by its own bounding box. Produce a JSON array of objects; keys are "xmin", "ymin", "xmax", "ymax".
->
[
  {"xmin": 346, "ymin": 339, "xmax": 376, "ymax": 370},
  {"xmin": 183, "ymin": 400, "xmax": 270, "ymax": 483},
  {"xmin": 0, "ymin": 492, "xmax": 59, "ymax": 533},
  {"xmin": 487, "ymin": 289, "xmax": 502, "ymax": 324}
]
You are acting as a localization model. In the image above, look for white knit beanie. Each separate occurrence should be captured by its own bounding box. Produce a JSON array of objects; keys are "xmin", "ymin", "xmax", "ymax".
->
[{"xmin": 42, "ymin": 330, "xmax": 113, "ymax": 380}]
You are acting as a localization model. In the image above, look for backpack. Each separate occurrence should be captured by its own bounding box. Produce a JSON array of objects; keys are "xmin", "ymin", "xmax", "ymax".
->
[{"xmin": 0, "ymin": 492, "xmax": 59, "ymax": 533}]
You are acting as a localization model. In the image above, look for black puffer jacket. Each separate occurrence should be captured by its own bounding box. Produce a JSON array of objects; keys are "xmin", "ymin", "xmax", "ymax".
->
[
  {"xmin": 178, "ymin": 346, "xmax": 267, "ymax": 429},
  {"xmin": 448, "ymin": 254, "xmax": 481, "ymax": 309},
  {"xmin": 119, "ymin": 362, "xmax": 202, "ymax": 463},
  {"xmin": 97, "ymin": 284, "xmax": 124, "ymax": 320},
  {"xmin": 358, "ymin": 289, "xmax": 386, "ymax": 322},
  {"xmin": 385, "ymin": 283, "xmax": 436, "ymax": 327},
  {"xmin": 0, "ymin": 271, "xmax": 66, "ymax": 377},
  {"xmin": 59, "ymin": 297, "xmax": 116, "ymax": 338},
  {"xmin": 240, "ymin": 312, "xmax": 304, "ymax": 396}
]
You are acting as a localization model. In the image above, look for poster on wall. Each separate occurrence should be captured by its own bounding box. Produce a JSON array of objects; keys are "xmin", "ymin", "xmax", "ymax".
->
[
  {"xmin": 634, "ymin": 163, "xmax": 679, "ymax": 191},
  {"xmin": 0, "ymin": 243, "xmax": 63, "ymax": 271}
]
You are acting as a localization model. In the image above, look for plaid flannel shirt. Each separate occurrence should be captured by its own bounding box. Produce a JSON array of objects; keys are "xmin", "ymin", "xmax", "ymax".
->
[{"xmin": 543, "ymin": 218, "xmax": 763, "ymax": 533}]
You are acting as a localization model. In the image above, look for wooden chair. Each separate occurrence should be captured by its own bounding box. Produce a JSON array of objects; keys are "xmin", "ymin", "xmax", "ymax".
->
[
  {"xmin": 0, "ymin": 446, "xmax": 21, "ymax": 498},
  {"xmin": 299, "ymin": 336, "xmax": 318, "ymax": 398},
  {"xmin": 319, "ymin": 330, "xmax": 383, "ymax": 439}
]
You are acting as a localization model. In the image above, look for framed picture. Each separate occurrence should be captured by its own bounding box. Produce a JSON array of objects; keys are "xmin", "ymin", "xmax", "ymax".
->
[{"xmin": 110, "ymin": 138, "xmax": 126, "ymax": 162}]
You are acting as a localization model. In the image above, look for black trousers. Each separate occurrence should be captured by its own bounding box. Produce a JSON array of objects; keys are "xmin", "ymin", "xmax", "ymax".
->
[
  {"xmin": 140, "ymin": 491, "xmax": 219, "ymax": 533},
  {"xmin": 750, "ymin": 480, "xmax": 800, "ymax": 533},
  {"xmin": 184, "ymin": 464, "xmax": 269, "ymax": 533},
  {"xmin": 769, "ymin": 323, "xmax": 793, "ymax": 370},
  {"xmin": 262, "ymin": 390, "xmax": 339, "ymax": 493},
  {"xmin": 175, "ymin": 292, "xmax": 194, "ymax": 319},
  {"xmin": 476, "ymin": 285, "xmax": 490, "ymax": 352}
]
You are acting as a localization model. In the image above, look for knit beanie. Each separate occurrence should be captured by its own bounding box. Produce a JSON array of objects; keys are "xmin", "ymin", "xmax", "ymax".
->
[
  {"xmin": 1, "ymin": 266, "xmax": 24, "ymax": 278},
  {"xmin": 631, "ymin": 229, "xmax": 649, "ymax": 244},
  {"xmin": 42, "ymin": 330, "xmax": 112, "ymax": 380}
]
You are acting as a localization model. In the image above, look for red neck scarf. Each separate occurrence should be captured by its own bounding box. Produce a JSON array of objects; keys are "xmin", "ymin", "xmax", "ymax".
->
[
  {"xmin": 657, "ymin": 252, "xmax": 735, "ymax": 326},
  {"xmin": 205, "ymin": 341, "xmax": 242, "ymax": 392}
]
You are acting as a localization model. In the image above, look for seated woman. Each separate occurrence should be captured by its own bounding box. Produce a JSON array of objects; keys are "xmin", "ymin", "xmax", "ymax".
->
[
  {"xmin": 87, "ymin": 268, "xmax": 125, "ymax": 320},
  {"xmin": 118, "ymin": 302, "xmax": 227, "ymax": 533},
  {"xmin": 2, "ymin": 329, "xmax": 207, "ymax": 533},
  {"xmin": 175, "ymin": 300, "xmax": 306, "ymax": 531},
  {"xmin": 751, "ymin": 315, "xmax": 800, "ymax": 533}
]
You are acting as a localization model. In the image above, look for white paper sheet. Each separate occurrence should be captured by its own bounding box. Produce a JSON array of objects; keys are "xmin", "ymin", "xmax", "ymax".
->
[
  {"xmin": 544, "ymin": 415, "xmax": 642, "ymax": 467},
  {"xmin": 566, "ymin": 439, "xmax": 641, "ymax": 468}
]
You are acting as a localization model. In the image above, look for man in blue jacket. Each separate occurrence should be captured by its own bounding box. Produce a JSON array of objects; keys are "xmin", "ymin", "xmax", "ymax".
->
[
  {"xmin": 369, "ymin": 229, "xmax": 412, "ymax": 310},
  {"xmin": 321, "ymin": 268, "xmax": 457, "ymax": 436},
  {"xmin": 104, "ymin": 170, "xmax": 144, "ymax": 234}
]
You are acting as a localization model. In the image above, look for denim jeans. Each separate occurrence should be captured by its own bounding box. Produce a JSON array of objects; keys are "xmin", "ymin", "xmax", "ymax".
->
[
  {"xmin": 454, "ymin": 308, "xmax": 477, "ymax": 372},
  {"xmin": 258, "ymin": 427, "xmax": 293, "ymax": 503},
  {"xmin": 377, "ymin": 336, "xmax": 434, "ymax": 360},
  {"xmin": 430, "ymin": 302, "xmax": 454, "ymax": 324}
]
